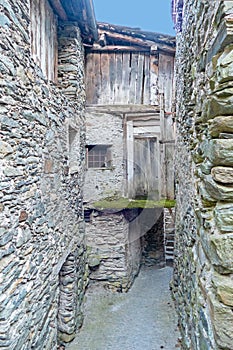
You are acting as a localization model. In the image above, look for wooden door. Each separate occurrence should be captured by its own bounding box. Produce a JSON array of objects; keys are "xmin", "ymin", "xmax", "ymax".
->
[{"xmin": 133, "ymin": 137, "xmax": 159, "ymax": 200}]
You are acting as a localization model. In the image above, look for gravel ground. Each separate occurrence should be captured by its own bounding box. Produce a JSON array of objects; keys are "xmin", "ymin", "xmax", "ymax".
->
[{"xmin": 66, "ymin": 266, "xmax": 181, "ymax": 350}]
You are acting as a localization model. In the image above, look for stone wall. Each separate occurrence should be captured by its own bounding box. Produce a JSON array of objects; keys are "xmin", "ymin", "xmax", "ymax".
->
[
  {"xmin": 84, "ymin": 108, "xmax": 125, "ymax": 203},
  {"xmin": 173, "ymin": 0, "xmax": 233, "ymax": 349},
  {"xmin": 86, "ymin": 207, "xmax": 167, "ymax": 291},
  {"xmin": 0, "ymin": 1, "xmax": 88, "ymax": 348},
  {"xmin": 85, "ymin": 209, "xmax": 141, "ymax": 292}
]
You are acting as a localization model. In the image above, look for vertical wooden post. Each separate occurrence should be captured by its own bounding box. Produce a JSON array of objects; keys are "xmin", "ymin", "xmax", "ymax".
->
[{"xmin": 126, "ymin": 120, "xmax": 134, "ymax": 198}]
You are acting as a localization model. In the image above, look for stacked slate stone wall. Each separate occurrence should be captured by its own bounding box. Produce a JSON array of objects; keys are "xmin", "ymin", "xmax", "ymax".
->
[
  {"xmin": 86, "ymin": 208, "xmax": 166, "ymax": 291},
  {"xmin": 84, "ymin": 109, "xmax": 125, "ymax": 203},
  {"xmin": 0, "ymin": 1, "xmax": 88, "ymax": 349},
  {"xmin": 86, "ymin": 209, "xmax": 142, "ymax": 292},
  {"xmin": 173, "ymin": 0, "xmax": 233, "ymax": 349}
]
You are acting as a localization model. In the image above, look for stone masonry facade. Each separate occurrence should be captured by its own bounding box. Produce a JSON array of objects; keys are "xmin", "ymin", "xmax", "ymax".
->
[
  {"xmin": 84, "ymin": 108, "xmax": 125, "ymax": 202},
  {"xmin": 86, "ymin": 209, "xmax": 141, "ymax": 292},
  {"xmin": 85, "ymin": 207, "xmax": 165, "ymax": 292},
  {"xmin": 173, "ymin": 0, "xmax": 233, "ymax": 349},
  {"xmin": 0, "ymin": 1, "xmax": 88, "ymax": 348}
]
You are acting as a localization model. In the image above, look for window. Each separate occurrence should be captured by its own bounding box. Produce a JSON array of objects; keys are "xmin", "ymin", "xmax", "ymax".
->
[
  {"xmin": 84, "ymin": 209, "xmax": 93, "ymax": 223},
  {"xmin": 30, "ymin": 0, "xmax": 58, "ymax": 81},
  {"xmin": 86, "ymin": 145, "xmax": 111, "ymax": 169}
]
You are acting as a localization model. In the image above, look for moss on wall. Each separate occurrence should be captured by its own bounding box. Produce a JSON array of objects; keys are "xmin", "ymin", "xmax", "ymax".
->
[{"xmin": 92, "ymin": 197, "xmax": 176, "ymax": 210}]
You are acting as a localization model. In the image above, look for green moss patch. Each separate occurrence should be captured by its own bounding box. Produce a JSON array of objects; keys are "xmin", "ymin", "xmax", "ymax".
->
[{"xmin": 92, "ymin": 197, "xmax": 176, "ymax": 210}]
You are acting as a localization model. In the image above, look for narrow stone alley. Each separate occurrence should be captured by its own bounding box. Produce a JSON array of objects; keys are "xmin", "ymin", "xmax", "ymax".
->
[{"xmin": 67, "ymin": 266, "xmax": 181, "ymax": 350}]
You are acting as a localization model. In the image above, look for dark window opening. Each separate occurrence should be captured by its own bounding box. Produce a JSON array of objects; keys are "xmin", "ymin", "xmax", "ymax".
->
[
  {"xmin": 86, "ymin": 145, "xmax": 111, "ymax": 168},
  {"xmin": 84, "ymin": 209, "xmax": 93, "ymax": 222}
]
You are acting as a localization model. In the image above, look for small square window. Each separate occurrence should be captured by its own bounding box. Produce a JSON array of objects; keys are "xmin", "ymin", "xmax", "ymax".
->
[{"xmin": 86, "ymin": 145, "xmax": 111, "ymax": 168}]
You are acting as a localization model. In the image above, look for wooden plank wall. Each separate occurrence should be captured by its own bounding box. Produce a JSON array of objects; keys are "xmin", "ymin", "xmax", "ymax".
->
[
  {"xmin": 158, "ymin": 53, "xmax": 174, "ymax": 113},
  {"xmin": 158, "ymin": 53, "xmax": 175, "ymax": 199},
  {"xmin": 30, "ymin": 0, "xmax": 58, "ymax": 82},
  {"xmin": 150, "ymin": 55, "xmax": 159, "ymax": 106},
  {"xmin": 85, "ymin": 52, "xmax": 156, "ymax": 105}
]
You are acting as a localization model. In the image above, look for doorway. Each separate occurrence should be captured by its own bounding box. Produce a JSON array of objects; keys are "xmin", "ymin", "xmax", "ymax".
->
[{"xmin": 133, "ymin": 137, "xmax": 159, "ymax": 200}]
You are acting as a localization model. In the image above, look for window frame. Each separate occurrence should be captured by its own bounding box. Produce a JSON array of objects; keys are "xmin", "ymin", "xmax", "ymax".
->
[{"xmin": 86, "ymin": 145, "xmax": 112, "ymax": 169}]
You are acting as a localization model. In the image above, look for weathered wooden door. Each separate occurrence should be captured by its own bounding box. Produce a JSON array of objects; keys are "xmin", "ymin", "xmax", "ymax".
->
[{"xmin": 133, "ymin": 137, "xmax": 159, "ymax": 200}]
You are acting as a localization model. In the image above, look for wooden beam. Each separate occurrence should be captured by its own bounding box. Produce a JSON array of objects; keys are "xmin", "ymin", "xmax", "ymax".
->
[
  {"xmin": 59, "ymin": 0, "xmax": 98, "ymax": 43},
  {"xmin": 87, "ymin": 45, "xmax": 150, "ymax": 53},
  {"xmin": 95, "ymin": 29, "xmax": 175, "ymax": 54},
  {"xmin": 99, "ymin": 29, "xmax": 153, "ymax": 47},
  {"xmin": 88, "ymin": 44, "xmax": 175, "ymax": 54},
  {"xmin": 86, "ymin": 104, "xmax": 160, "ymax": 114},
  {"xmin": 98, "ymin": 22, "xmax": 176, "ymax": 47},
  {"xmin": 48, "ymin": 0, "xmax": 67, "ymax": 20}
]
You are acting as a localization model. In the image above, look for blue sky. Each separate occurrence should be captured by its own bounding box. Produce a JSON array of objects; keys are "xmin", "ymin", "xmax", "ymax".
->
[{"xmin": 92, "ymin": 0, "xmax": 175, "ymax": 35}]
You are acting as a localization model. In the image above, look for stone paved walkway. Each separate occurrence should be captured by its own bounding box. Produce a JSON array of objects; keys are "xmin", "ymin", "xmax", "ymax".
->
[{"xmin": 66, "ymin": 266, "xmax": 181, "ymax": 350}]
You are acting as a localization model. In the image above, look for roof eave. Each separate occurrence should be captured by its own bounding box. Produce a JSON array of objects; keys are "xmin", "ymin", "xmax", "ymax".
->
[
  {"xmin": 96, "ymin": 22, "xmax": 176, "ymax": 50},
  {"xmin": 49, "ymin": 0, "xmax": 98, "ymax": 44}
]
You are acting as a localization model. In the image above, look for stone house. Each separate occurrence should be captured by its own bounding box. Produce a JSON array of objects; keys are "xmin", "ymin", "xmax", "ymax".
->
[
  {"xmin": 172, "ymin": 0, "xmax": 233, "ymax": 349},
  {"xmin": 83, "ymin": 24, "xmax": 176, "ymax": 291},
  {"xmin": 0, "ymin": 0, "xmax": 97, "ymax": 348}
]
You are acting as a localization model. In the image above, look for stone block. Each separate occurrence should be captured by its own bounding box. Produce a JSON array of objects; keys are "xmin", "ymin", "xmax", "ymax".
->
[
  {"xmin": 200, "ymin": 160, "xmax": 212, "ymax": 175},
  {"xmin": 225, "ymin": 0, "xmax": 233, "ymax": 11},
  {"xmin": 211, "ymin": 166, "xmax": 233, "ymax": 184},
  {"xmin": 69, "ymin": 162, "xmax": 79, "ymax": 175},
  {"xmin": 0, "ymin": 254, "xmax": 15, "ymax": 273},
  {"xmin": 88, "ymin": 256, "xmax": 101, "ymax": 268},
  {"xmin": 219, "ymin": 132, "xmax": 233, "ymax": 138},
  {"xmin": 216, "ymin": 47, "xmax": 233, "ymax": 84},
  {"xmin": 44, "ymin": 159, "xmax": 54, "ymax": 174},
  {"xmin": 0, "ymin": 141, "xmax": 13, "ymax": 157},
  {"xmin": 0, "ymin": 228, "xmax": 13, "ymax": 247},
  {"xmin": 210, "ymin": 234, "xmax": 233, "ymax": 273},
  {"xmin": 19, "ymin": 210, "xmax": 28, "ymax": 222},
  {"xmin": 204, "ymin": 175, "xmax": 233, "ymax": 201},
  {"xmin": 214, "ymin": 202, "xmax": 233, "ymax": 232},
  {"xmin": 1, "ymin": 116, "xmax": 19, "ymax": 129},
  {"xmin": 3, "ymin": 166, "xmax": 24, "ymax": 177},
  {"xmin": 212, "ymin": 272, "xmax": 233, "ymax": 307},
  {"xmin": 208, "ymin": 139, "xmax": 233, "ymax": 166},
  {"xmin": 206, "ymin": 92, "xmax": 233, "ymax": 120},
  {"xmin": 209, "ymin": 292, "xmax": 233, "ymax": 349},
  {"xmin": 198, "ymin": 323, "xmax": 212, "ymax": 350},
  {"xmin": 209, "ymin": 115, "xmax": 233, "ymax": 137},
  {"xmin": 198, "ymin": 182, "xmax": 217, "ymax": 206}
]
